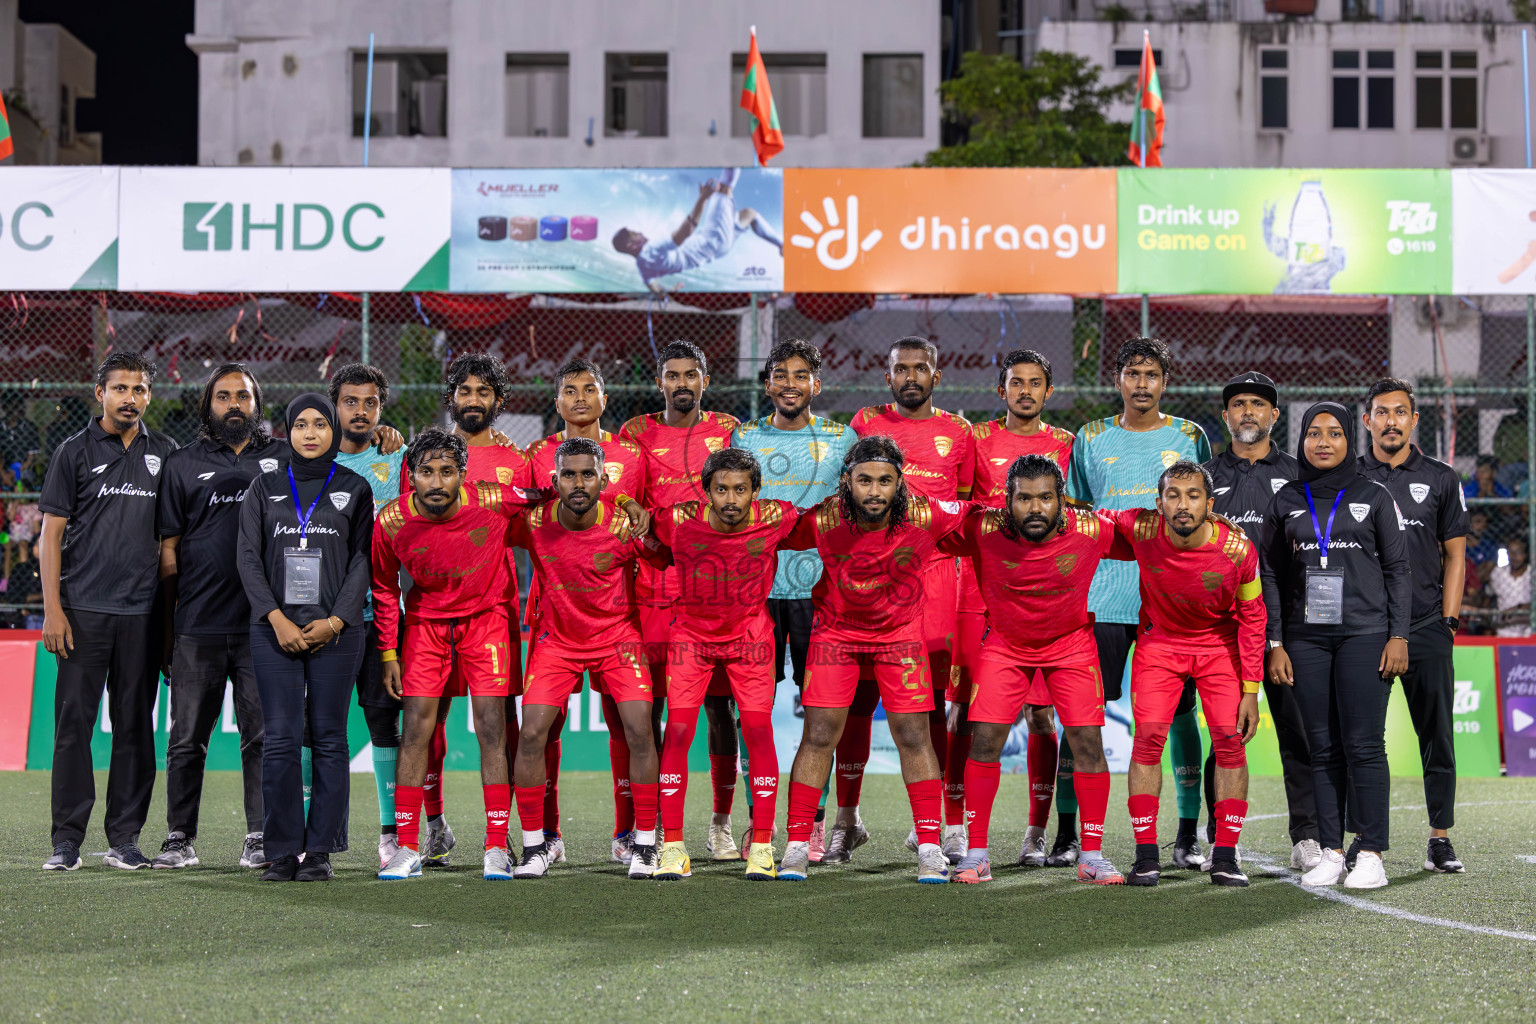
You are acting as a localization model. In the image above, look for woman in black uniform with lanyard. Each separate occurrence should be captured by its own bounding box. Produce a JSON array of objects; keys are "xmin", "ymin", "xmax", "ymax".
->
[
  {"xmin": 1260, "ymin": 402, "xmax": 1410, "ymax": 890},
  {"xmin": 237, "ymin": 393, "xmax": 375, "ymax": 881}
]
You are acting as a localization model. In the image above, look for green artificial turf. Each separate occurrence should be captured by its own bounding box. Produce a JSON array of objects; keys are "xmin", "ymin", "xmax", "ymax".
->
[{"xmin": 1, "ymin": 771, "xmax": 1533, "ymax": 1022}]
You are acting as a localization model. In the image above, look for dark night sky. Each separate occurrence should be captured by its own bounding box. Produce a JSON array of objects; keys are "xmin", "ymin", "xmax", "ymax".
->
[{"xmin": 19, "ymin": 0, "xmax": 197, "ymax": 164}]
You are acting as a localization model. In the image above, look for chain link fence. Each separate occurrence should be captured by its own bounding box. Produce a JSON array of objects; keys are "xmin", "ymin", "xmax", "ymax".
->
[{"xmin": 1, "ymin": 289, "xmax": 1532, "ymax": 634}]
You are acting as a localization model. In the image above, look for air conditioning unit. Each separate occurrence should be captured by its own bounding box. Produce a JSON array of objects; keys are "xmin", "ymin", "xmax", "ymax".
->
[
  {"xmin": 1448, "ymin": 133, "xmax": 1491, "ymax": 166},
  {"xmin": 1416, "ymin": 295, "xmax": 1463, "ymax": 330}
]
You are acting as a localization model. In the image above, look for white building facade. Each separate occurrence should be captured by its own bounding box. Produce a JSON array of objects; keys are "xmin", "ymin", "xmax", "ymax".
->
[{"xmin": 1, "ymin": 0, "xmax": 101, "ymax": 165}]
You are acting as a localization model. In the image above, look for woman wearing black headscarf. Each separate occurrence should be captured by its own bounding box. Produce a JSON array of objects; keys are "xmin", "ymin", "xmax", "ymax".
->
[
  {"xmin": 1259, "ymin": 402, "xmax": 1410, "ymax": 890},
  {"xmin": 237, "ymin": 393, "xmax": 375, "ymax": 881}
]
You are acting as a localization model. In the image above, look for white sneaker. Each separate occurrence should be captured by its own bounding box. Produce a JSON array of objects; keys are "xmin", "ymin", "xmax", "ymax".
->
[
  {"xmin": 1290, "ymin": 838, "xmax": 1323, "ymax": 871},
  {"xmin": 1344, "ymin": 850, "xmax": 1388, "ymax": 889},
  {"xmin": 545, "ymin": 835, "xmax": 566, "ymax": 865},
  {"xmin": 706, "ymin": 821, "xmax": 739, "ymax": 861},
  {"xmin": 611, "ymin": 830, "xmax": 635, "ymax": 864},
  {"xmin": 513, "ymin": 843, "xmax": 551, "ymax": 879},
  {"xmin": 941, "ymin": 825, "xmax": 968, "ymax": 865},
  {"xmin": 627, "ymin": 843, "xmax": 658, "ymax": 879},
  {"xmin": 378, "ymin": 832, "xmax": 399, "ymax": 871},
  {"xmin": 916, "ymin": 844, "xmax": 950, "ymax": 884},
  {"xmin": 1300, "ymin": 847, "xmax": 1346, "ymax": 886},
  {"xmin": 377, "ymin": 845, "xmax": 422, "ymax": 880},
  {"xmin": 778, "ymin": 841, "xmax": 811, "ymax": 881},
  {"xmin": 1017, "ymin": 834, "xmax": 1048, "ymax": 867},
  {"xmin": 904, "ymin": 827, "xmax": 920, "ymax": 853},
  {"xmin": 483, "ymin": 846, "xmax": 514, "ymax": 880}
]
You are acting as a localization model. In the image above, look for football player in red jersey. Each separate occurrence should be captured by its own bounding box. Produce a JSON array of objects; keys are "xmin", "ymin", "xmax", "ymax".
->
[
  {"xmin": 371, "ymin": 429, "xmax": 544, "ymax": 881},
  {"xmin": 1109, "ymin": 462, "xmax": 1265, "ymax": 888},
  {"xmin": 849, "ymin": 337, "xmax": 974, "ymax": 861},
  {"xmin": 963, "ymin": 350, "xmax": 1077, "ymax": 869},
  {"xmin": 620, "ymin": 340, "xmax": 745, "ymax": 861},
  {"xmin": 939, "ymin": 454, "xmax": 1125, "ymax": 884},
  {"xmin": 525, "ymin": 358, "xmax": 648, "ymax": 863}
]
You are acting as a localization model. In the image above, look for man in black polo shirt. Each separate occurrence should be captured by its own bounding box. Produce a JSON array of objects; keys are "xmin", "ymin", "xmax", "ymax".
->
[
  {"xmin": 151, "ymin": 363, "xmax": 284, "ymax": 871},
  {"xmin": 39, "ymin": 352, "xmax": 178, "ymax": 871},
  {"xmin": 1204, "ymin": 371, "xmax": 1321, "ymax": 872},
  {"xmin": 1358, "ymin": 376, "xmax": 1469, "ymax": 874}
]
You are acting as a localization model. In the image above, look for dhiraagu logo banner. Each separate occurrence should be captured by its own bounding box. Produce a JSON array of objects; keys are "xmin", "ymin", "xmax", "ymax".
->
[
  {"xmin": 1118, "ymin": 168, "xmax": 1451, "ymax": 294},
  {"xmin": 117, "ymin": 167, "xmax": 450, "ymax": 291}
]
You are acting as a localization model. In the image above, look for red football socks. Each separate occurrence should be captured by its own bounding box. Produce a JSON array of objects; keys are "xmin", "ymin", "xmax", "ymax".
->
[
  {"xmin": 786, "ymin": 781, "xmax": 822, "ymax": 844},
  {"xmin": 835, "ymin": 712, "xmax": 873, "ymax": 809},
  {"xmin": 1213, "ymin": 798, "xmax": 1248, "ymax": 856},
  {"xmin": 395, "ymin": 784, "xmax": 423, "ymax": 850},
  {"xmin": 602, "ymin": 694, "xmax": 634, "ymax": 836},
  {"xmin": 544, "ymin": 706, "xmax": 565, "ymax": 834},
  {"xmin": 963, "ymin": 759, "xmax": 1001, "ymax": 851},
  {"xmin": 424, "ymin": 718, "xmax": 447, "ymax": 816},
  {"xmin": 1074, "ymin": 771, "xmax": 1111, "ymax": 853},
  {"xmin": 631, "ymin": 781, "xmax": 659, "ymax": 834},
  {"xmin": 907, "ymin": 778, "xmax": 943, "ymax": 847},
  {"xmin": 483, "ymin": 784, "xmax": 511, "ymax": 850},
  {"xmin": 658, "ymin": 707, "xmax": 699, "ymax": 834},
  {"xmin": 739, "ymin": 711, "xmax": 777, "ymax": 844},
  {"xmin": 514, "ymin": 785, "xmax": 545, "ymax": 839},
  {"xmin": 1027, "ymin": 730, "xmax": 1058, "ymax": 828},
  {"xmin": 943, "ymin": 728, "xmax": 972, "ymax": 826},
  {"xmin": 928, "ymin": 715, "xmax": 948, "ymax": 769},
  {"xmin": 709, "ymin": 754, "xmax": 736, "ymax": 814},
  {"xmin": 1128, "ymin": 792, "xmax": 1160, "ymax": 848}
]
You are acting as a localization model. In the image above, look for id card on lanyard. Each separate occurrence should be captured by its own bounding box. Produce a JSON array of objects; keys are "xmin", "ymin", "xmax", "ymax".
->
[
  {"xmin": 283, "ymin": 465, "xmax": 335, "ymax": 606},
  {"xmin": 1303, "ymin": 482, "xmax": 1346, "ymax": 626}
]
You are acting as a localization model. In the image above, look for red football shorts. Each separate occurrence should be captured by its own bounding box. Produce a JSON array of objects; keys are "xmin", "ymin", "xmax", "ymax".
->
[
  {"xmin": 1130, "ymin": 638, "xmax": 1242, "ymax": 730},
  {"xmin": 949, "ymin": 610, "xmax": 987, "ymax": 703},
  {"xmin": 446, "ymin": 555, "xmax": 523, "ymax": 698},
  {"xmin": 968, "ymin": 627, "xmax": 1106, "ymax": 728},
  {"xmin": 920, "ymin": 556, "xmax": 959, "ymax": 659},
  {"xmin": 522, "ymin": 632, "xmax": 651, "ymax": 708},
  {"xmin": 665, "ymin": 617, "xmax": 777, "ymax": 713},
  {"xmin": 400, "ymin": 607, "xmax": 514, "ymax": 699},
  {"xmin": 803, "ymin": 630, "xmax": 933, "ymax": 714}
]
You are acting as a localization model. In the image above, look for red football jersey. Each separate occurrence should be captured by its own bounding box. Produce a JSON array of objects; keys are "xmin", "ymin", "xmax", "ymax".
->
[
  {"xmin": 849, "ymin": 404, "xmax": 974, "ymax": 501},
  {"xmin": 370, "ymin": 482, "xmax": 540, "ymax": 650},
  {"xmin": 968, "ymin": 419, "xmax": 1074, "ymax": 507},
  {"xmin": 463, "ymin": 441, "xmax": 532, "ymax": 490},
  {"xmin": 651, "ymin": 499, "xmax": 802, "ymax": 643},
  {"xmin": 940, "ymin": 505, "xmax": 1124, "ymax": 658},
  {"xmin": 782, "ymin": 494, "xmax": 969, "ymax": 640},
  {"xmin": 1108, "ymin": 509, "xmax": 1267, "ymax": 682},
  {"xmin": 524, "ymin": 429, "xmax": 646, "ymax": 504}
]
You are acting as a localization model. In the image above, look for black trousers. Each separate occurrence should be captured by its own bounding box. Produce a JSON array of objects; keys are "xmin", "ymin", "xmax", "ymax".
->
[
  {"xmin": 51, "ymin": 610, "xmax": 158, "ymax": 848},
  {"xmin": 1397, "ymin": 619, "xmax": 1458, "ymax": 830},
  {"xmin": 165, "ymin": 633, "xmax": 264, "ymax": 837},
  {"xmin": 1093, "ymin": 621, "xmax": 1139, "ymax": 703},
  {"xmin": 1288, "ymin": 631, "xmax": 1392, "ymax": 852},
  {"xmin": 251, "ymin": 623, "xmax": 363, "ymax": 858},
  {"xmin": 1202, "ymin": 675, "xmax": 1319, "ymax": 844},
  {"xmin": 768, "ymin": 597, "xmax": 814, "ymax": 689}
]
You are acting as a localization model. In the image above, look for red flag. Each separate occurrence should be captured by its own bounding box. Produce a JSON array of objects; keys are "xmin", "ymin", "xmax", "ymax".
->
[
  {"xmin": 1127, "ymin": 30, "xmax": 1164, "ymax": 168},
  {"xmin": 0, "ymin": 91, "xmax": 14, "ymax": 162},
  {"xmin": 739, "ymin": 27, "xmax": 784, "ymax": 166}
]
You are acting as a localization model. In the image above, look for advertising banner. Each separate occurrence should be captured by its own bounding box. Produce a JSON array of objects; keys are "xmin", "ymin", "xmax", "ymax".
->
[
  {"xmin": 1118, "ymin": 168, "xmax": 1451, "ymax": 295},
  {"xmin": 1451, "ymin": 169, "xmax": 1536, "ymax": 294},
  {"xmin": 1499, "ymin": 641, "xmax": 1536, "ymax": 777},
  {"xmin": 117, "ymin": 168, "xmax": 450, "ymax": 291},
  {"xmin": 450, "ymin": 168, "xmax": 783, "ymax": 293},
  {"xmin": 783, "ymin": 168, "xmax": 1117, "ymax": 294},
  {"xmin": 0, "ymin": 166, "xmax": 118, "ymax": 289}
]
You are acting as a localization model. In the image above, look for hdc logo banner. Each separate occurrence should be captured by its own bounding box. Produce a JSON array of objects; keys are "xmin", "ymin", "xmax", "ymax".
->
[
  {"xmin": 0, "ymin": 167, "xmax": 118, "ymax": 289},
  {"xmin": 117, "ymin": 168, "xmax": 450, "ymax": 291},
  {"xmin": 783, "ymin": 168, "xmax": 1117, "ymax": 294}
]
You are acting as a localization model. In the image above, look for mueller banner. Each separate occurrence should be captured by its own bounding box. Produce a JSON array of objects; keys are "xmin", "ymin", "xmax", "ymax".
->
[
  {"xmin": 1118, "ymin": 168, "xmax": 1452, "ymax": 295},
  {"xmin": 783, "ymin": 168, "xmax": 1117, "ymax": 294},
  {"xmin": 449, "ymin": 168, "xmax": 784, "ymax": 293},
  {"xmin": 1451, "ymin": 169, "xmax": 1536, "ymax": 294},
  {"xmin": 0, "ymin": 166, "xmax": 118, "ymax": 289},
  {"xmin": 117, "ymin": 167, "xmax": 450, "ymax": 291}
]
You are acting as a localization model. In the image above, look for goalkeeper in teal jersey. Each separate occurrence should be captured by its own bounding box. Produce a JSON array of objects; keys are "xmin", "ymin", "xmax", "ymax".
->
[
  {"xmin": 731, "ymin": 339, "xmax": 858, "ymax": 862},
  {"xmin": 1061, "ymin": 337, "xmax": 1214, "ymax": 871}
]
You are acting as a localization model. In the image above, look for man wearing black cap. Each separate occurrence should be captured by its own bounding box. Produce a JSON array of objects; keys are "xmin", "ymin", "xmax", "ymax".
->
[
  {"xmin": 1357, "ymin": 377, "xmax": 1469, "ymax": 874},
  {"xmin": 1204, "ymin": 371, "xmax": 1320, "ymax": 872},
  {"xmin": 38, "ymin": 352, "xmax": 179, "ymax": 872}
]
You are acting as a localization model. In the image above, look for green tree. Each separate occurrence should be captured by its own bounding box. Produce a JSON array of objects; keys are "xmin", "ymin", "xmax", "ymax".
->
[{"xmin": 924, "ymin": 51, "xmax": 1135, "ymax": 168}]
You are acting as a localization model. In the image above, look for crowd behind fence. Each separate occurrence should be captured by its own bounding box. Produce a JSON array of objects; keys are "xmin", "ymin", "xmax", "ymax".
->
[{"xmin": 0, "ymin": 289, "xmax": 1531, "ymax": 634}]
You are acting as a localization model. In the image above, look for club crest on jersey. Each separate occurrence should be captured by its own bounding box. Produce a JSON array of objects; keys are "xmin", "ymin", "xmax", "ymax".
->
[
  {"xmin": 1271, "ymin": 478, "xmax": 1285, "ymax": 493},
  {"xmin": 593, "ymin": 551, "xmax": 615, "ymax": 572},
  {"xmin": 605, "ymin": 462, "xmax": 624, "ymax": 483},
  {"xmin": 496, "ymin": 467, "xmax": 515, "ymax": 484},
  {"xmin": 1202, "ymin": 571, "xmax": 1224, "ymax": 593},
  {"xmin": 809, "ymin": 441, "xmax": 829, "ymax": 461},
  {"xmin": 370, "ymin": 462, "xmax": 388, "ymax": 483},
  {"xmin": 468, "ymin": 526, "xmax": 489, "ymax": 547},
  {"xmin": 1349, "ymin": 502, "xmax": 1370, "ymax": 522},
  {"xmin": 893, "ymin": 546, "xmax": 916, "ymax": 567},
  {"xmin": 746, "ymin": 538, "xmax": 766, "ymax": 556},
  {"xmin": 1409, "ymin": 483, "xmax": 1430, "ymax": 504},
  {"xmin": 1056, "ymin": 552, "xmax": 1078, "ymax": 576},
  {"xmin": 1160, "ymin": 450, "xmax": 1180, "ymax": 468},
  {"xmin": 934, "ymin": 436, "xmax": 954, "ymax": 457},
  {"xmin": 144, "ymin": 454, "xmax": 162, "ymax": 476},
  {"xmin": 704, "ymin": 437, "xmax": 725, "ymax": 453},
  {"xmin": 259, "ymin": 458, "xmax": 279, "ymax": 473},
  {"xmin": 330, "ymin": 491, "xmax": 352, "ymax": 511}
]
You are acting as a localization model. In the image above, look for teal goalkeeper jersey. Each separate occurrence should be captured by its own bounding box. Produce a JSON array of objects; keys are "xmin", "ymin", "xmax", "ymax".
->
[
  {"xmin": 335, "ymin": 445, "xmax": 406, "ymax": 622},
  {"xmin": 1066, "ymin": 414, "xmax": 1212, "ymax": 624},
  {"xmin": 732, "ymin": 414, "xmax": 857, "ymax": 600}
]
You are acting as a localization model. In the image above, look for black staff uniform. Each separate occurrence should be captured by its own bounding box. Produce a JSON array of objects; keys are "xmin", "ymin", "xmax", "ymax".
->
[
  {"xmin": 237, "ymin": 395, "xmax": 373, "ymax": 863},
  {"xmin": 158, "ymin": 436, "xmax": 290, "ymax": 843},
  {"xmin": 1206, "ymin": 441, "xmax": 1318, "ymax": 847},
  {"xmin": 1358, "ymin": 444, "xmax": 1469, "ymax": 830},
  {"xmin": 39, "ymin": 418, "xmax": 178, "ymax": 850},
  {"xmin": 1260, "ymin": 404, "xmax": 1411, "ymax": 853}
]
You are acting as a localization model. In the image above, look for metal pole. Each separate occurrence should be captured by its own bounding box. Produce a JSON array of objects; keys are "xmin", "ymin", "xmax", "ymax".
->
[
  {"xmin": 360, "ymin": 32, "xmax": 375, "ymax": 365},
  {"xmin": 1524, "ymin": 31, "xmax": 1532, "ymax": 171},
  {"xmin": 750, "ymin": 293, "xmax": 761, "ymax": 423},
  {"xmin": 1525, "ymin": 32, "xmax": 1534, "ymax": 630},
  {"xmin": 1141, "ymin": 293, "xmax": 1150, "ymax": 337}
]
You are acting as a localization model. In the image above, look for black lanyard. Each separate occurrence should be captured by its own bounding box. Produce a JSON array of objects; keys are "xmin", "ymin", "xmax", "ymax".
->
[{"xmin": 286, "ymin": 464, "xmax": 336, "ymax": 550}]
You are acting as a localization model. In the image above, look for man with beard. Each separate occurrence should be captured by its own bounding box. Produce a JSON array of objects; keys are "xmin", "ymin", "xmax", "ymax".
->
[
  {"xmin": 1064, "ymin": 337, "xmax": 1211, "ymax": 871},
  {"xmin": 40, "ymin": 352, "xmax": 178, "ymax": 871},
  {"xmin": 1357, "ymin": 377, "xmax": 1469, "ymax": 874},
  {"xmin": 1110, "ymin": 462, "xmax": 1264, "ymax": 888},
  {"xmin": 849, "ymin": 337, "xmax": 974, "ymax": 862},
  {"xmin": 1204, "ymin": 372, "xmax": 1317, "ymax": 873},
  {"xmin": 939, "ymin": 455, "xmax": 1123, "ymax": 884},
  {"xmin": 962, "ymin": 350, "xmax": 1076, "ymax": 869},
  {"xmin": 776, "ymin": 435, "xmax": 970, "ymax": 883},
  {"xmin": 151, "ymin": 364, "xmax": 280, "ymax": 870},
  {"xmin": 620, "ymin": 340, "xmax": 743, "ymax": 861}
]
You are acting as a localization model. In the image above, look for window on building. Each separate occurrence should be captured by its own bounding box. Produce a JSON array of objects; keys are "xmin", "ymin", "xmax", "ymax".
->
[
  {"xmin": 1259, "ymin": 49, "xmax": 1288, "ymax": 130},
  {"xmin": 1366, "ymin": 50, "xmax": 1394, "ymax": 129},
  {"xmin": 1332, "ymin": 50, "xmax": 1393, "ymax": 130},
  {"xmin": 863, "ymin": 54, "xmax": 924, "ymax": 138},
  {"xmin": 730, "ymin": 53, "xmax": 827, "ymax": 138},
  {"xmin": 351, "ymin": 51, "xmax": 449, "ymax": 137},
  {"xmin": 1112, "ymin": 48, "xmax": 1163, "ymax": 69},
  {"xmin": 606, "ymin": 53, "xmax": 668, "ymax": 137},
  {"xmin": 1332, "ymin": 50, "xmax": 1361, "ymax": 129},
  {"xmin": 505, "ymin": 54, "xmax": 569, "ymax": 138},
  {"xmin": 1416, "ymin": 50, "xmax": 1479, "ymax": 130}
]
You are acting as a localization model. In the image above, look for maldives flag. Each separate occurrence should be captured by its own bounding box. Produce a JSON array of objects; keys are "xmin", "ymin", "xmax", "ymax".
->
[
  {"xmin": 739, "ymin": 27, "xmax": 784, "ymax": 166},
  {"xmin": 1127, "ymin": 30, "xmax": 1164, "ymax": 167},
  {"xmin": 0, "ymin": 91, "xmax": 13, "ymax": 161}
]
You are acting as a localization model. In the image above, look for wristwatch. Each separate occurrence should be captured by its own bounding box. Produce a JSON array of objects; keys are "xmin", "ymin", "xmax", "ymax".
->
[
  {"xmin": 1443, "ymin": 616, "xmax": 1460, "ymax": 633},
  {"xmin": 1267, "ymin": 639, "xmax": 1285, "ymax": 650}
]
